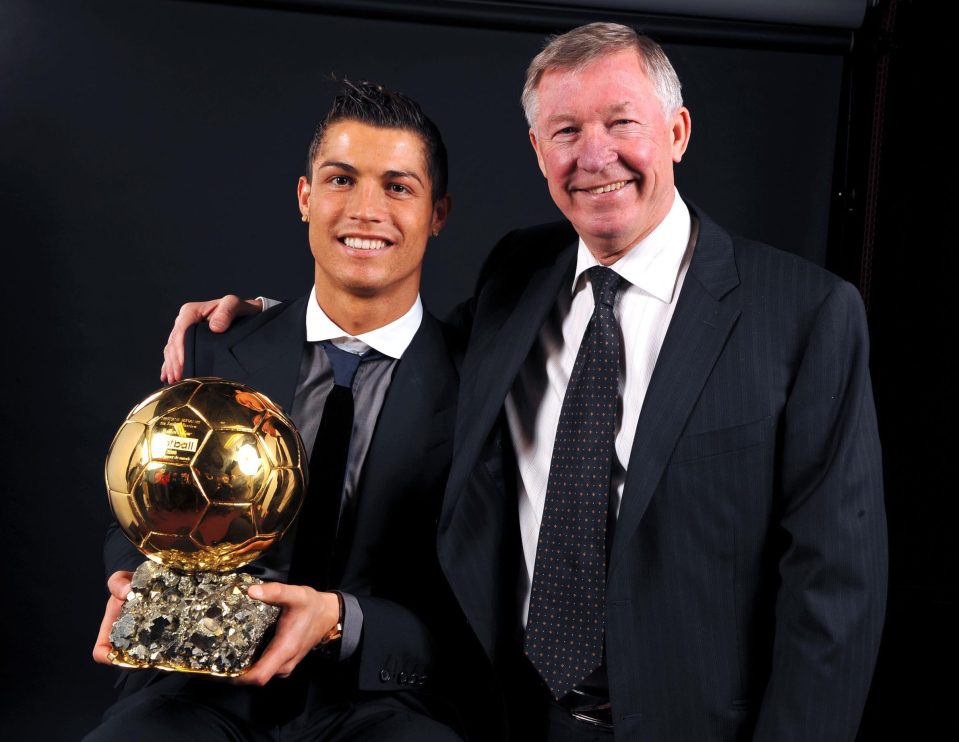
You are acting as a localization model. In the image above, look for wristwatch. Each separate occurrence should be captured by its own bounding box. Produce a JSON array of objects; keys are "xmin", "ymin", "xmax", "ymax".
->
[{"xmin": 317, "ymin": 591, "xmax": 344, "ymax": 646}]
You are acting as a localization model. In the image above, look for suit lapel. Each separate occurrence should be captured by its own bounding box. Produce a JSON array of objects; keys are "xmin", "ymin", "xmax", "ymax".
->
[
  {"xmin": 360, "ymin": 312, "xmax": 450, "ymax": 507},
  {"xmin": 221, "ymin": 294, "xmax": 309, "ymax": 412},
  {"xmin": 609, "ymin": 210, "xmax": 741, "ymax": 576},
  {"xmin": 445, "ymin": 240, "xmax": 577, "ymax": 515},
  {"xmin": 439, "ymin": 238, "xmax": 576, "ymax": 658},
  {"xmin": 338, "ymin": 312, "xmax": 454, "ymax": 582}
]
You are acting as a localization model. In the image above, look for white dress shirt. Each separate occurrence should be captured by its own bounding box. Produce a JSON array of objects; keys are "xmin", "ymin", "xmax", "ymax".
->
[
  {"xmin": 506, "ymin": 190, "xmax": 694, "ymax": 624},
  {"xmin": 305, "ymin": 286, "xmax": 423, "ymax": 358}
]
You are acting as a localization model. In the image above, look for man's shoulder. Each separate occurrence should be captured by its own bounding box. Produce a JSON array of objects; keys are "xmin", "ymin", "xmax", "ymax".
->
[
  {"xmin": 403, "ymin": 309, "xmax": 465, "ymax": 381},
  {"xmin": 186, "ymin": 295, "xmax": 308, "ymax": 377},
  {"xmin": 731, "ymin": 235, "xmax": 847, "ymax": 308},
  {"xmin": 694, "ymin": 205, "xmax": 845, "ymax": 298},
  {"xmin": 692, "ymin": 209, "xmax": 866, "ymax": 343},
  {"xmin": 506, "ymin": 220, "xmax": 579, "ymax": 245},
  {"xmin": 493, "ymin": 220, "xmax": 577, "ymax": 259},
  {"xmin": 478, "ymin": 220, "xmax": 577, "ymax": 288},
  {"xmin": 192, "ymin": 294, "xmax": 308, "ymax": 349}
]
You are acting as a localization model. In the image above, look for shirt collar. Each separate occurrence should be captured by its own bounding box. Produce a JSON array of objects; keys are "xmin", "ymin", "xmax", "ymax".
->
[
  {"xmin": 305, "ymin": 287, "xmax": 423, "ymax": 359},
  {"xmin": 572, "ymin": 188, "xmax": 691, "ymax": 304}
]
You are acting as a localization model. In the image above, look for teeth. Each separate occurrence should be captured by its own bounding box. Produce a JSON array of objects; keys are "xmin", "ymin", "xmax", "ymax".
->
[
  {"xmin": 343, "ymin": 237, "xmax": 389, "ymax": 250},
  {"xmin": 585, "ymin": 180, "xmax": 629, "ymax": 195}
]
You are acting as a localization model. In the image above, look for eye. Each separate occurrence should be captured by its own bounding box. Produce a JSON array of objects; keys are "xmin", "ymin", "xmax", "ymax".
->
[
  {"xmin": 330, "ymin": 175, "xmax": 353, "ymax": 186},
  {"xmin": 553, "ymin": 126, "xmax": 578, "ymax": 138},
  {"xmin": 613, "ymin": 119, "xmax": 637, "ymax": 127},
  {"xmin": 387, "ymin": 183, "xmax": 410, "ymax": 194}
]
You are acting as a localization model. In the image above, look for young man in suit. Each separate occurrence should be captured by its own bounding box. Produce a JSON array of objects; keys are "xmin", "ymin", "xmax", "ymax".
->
[
  {"xmin": 162, "ymin": 23, "xmax": 887, "ymax": 742},
  {"xmin": 88, "ymin": 81, "xmax": 484, "ymax": 741}
]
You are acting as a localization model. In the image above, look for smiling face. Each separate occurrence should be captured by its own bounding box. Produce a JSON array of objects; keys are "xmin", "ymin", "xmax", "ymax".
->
[
  {"xmin": 529, "ymin": 49, "xmax": 691, "ymax": 263},
  {"xmin": 297, "ymin": 120, "xmax": 449, "ymax": 318}
]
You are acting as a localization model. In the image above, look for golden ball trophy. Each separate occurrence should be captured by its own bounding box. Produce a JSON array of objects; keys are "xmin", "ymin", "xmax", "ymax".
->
[{"xmin": 104, "ymin": 378, "xmax": 307, "ymax": 677}]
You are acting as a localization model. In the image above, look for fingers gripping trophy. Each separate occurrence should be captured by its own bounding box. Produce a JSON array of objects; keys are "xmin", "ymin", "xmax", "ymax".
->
[{"xmin": 104, "ymin": 378, "xmax": 307, "ymax": 677}]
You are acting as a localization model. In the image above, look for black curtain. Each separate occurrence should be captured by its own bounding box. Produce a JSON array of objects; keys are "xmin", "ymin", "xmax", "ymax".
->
[{"xmin": 1, "ymin": 1, "xmax": 948, "ymax": 737}]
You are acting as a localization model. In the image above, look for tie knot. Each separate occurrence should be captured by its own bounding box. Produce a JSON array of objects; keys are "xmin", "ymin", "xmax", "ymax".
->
[
  {"xmin": 587, "ymin": 266, "xmax": 624, "ymax": 309},
  {"xmin": 321, "ymin": 341, "xmax": 376, "ymax": 388}
]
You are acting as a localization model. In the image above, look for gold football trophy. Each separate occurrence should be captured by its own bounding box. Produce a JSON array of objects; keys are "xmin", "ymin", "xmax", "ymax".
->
[{"xmin": 104, "ymin": 378, "xmax": 307, "ymax": 676}]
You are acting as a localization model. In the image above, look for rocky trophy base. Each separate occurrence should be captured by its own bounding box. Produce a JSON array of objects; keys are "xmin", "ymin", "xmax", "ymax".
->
[{"xmin": 109, "ymin": 560, "xmax": 280, "ymax": 677}]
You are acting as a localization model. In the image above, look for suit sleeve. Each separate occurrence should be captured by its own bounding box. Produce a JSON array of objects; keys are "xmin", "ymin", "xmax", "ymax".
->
[
  {"xmin": 754, "ymin": 281, "xmax": 887, "ymax": 741},
  {"xmin": 350, "ymin": 596, "xmax": 439, "ymax": 691}
]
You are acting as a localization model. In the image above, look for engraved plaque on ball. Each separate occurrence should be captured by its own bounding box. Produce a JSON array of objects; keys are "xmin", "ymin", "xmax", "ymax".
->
[{"xmin": 104, "ymin": 378, "xmax": 307, "ymax": 676}]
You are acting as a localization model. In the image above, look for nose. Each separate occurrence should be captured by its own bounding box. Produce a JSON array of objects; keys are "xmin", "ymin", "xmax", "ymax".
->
[
  {"xmin": 347, "ymin": 181, "xmax": 386, "ymax": 222},
  {"xmin": 577, "ymin": 125, "xmax": 616, "ymax": 173}
]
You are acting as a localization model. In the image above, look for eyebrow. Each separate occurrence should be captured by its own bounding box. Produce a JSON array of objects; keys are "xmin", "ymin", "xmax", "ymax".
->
[
  {"xmin": 385, "ymin": 169, "xmax": 424, "ymax": 186},
  {"xmin": 317, "ymin": 161, "xmax": 424, "ymax": 186},
  {"xmin": 318, "ymin": 160, "xmax": 358, "ymax": 173},
  {"xmin": 545, "ymin": 101, "xmax": 634, "ymax": 127}
]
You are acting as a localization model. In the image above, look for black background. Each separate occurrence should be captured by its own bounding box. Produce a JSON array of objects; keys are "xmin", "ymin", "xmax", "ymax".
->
[{"xmin": 0, "ymin": 0, "xmax": 952, "ymax": 738}]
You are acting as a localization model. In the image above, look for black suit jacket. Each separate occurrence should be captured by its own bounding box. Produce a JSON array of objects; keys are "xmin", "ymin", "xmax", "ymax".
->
[
  {"xmin": 438, "ymin": 206, "xmax": 887, "ymax": 741},
  {"xmin": 105, "ymin": 293, "xmax": 467, "ymax": 703}
]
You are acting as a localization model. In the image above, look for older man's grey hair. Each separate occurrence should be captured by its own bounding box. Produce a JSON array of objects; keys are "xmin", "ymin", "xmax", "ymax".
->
[{"xmin": 521, "ymin": 22, "xmax": 683, "ymax": 129}]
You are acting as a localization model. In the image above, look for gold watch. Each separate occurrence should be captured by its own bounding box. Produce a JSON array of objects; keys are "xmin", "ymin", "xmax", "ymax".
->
[{"xmin": 317, "ymin": 591, "xmax": 344, "ymax": 646}]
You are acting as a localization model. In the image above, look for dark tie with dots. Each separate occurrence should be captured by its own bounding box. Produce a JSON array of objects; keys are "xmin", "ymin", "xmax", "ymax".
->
[
  {"xmin": 288, "ymin": 341, "xmax": 368, "ymax": 589},
  {"xmin": 525, "ymin": 265, "xmax": 625, "ymax": 700}
]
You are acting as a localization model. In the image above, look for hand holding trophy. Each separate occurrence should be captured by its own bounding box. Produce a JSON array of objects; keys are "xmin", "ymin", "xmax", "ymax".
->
[{"xmin": 104, "ymin": 378, "xmax": 307, "ymax": 677}]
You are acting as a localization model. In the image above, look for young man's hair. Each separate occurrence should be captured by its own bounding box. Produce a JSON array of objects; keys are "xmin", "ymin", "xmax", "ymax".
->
[{"xmin": 306, "ymin": 80, "xmax": 448, "ymax": 202}]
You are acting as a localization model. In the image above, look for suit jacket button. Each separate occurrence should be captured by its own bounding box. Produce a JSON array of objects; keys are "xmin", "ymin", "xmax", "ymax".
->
[
  {"xmin": 379, "ymin": 669, "xmax": 391, "ymax": 683},
  {"xmin": 398, "ymin": 671, "xmax": 408, "ymax": 684},
  {"xmin": 418, "ymin": 674, "xmax": 428, "ymax": 685},
  {"xmin": 408, "ymin": 673, "xmax": 418, "ymax": 685}
]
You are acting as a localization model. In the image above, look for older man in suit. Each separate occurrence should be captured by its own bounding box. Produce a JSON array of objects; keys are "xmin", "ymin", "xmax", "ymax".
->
[
  {"xmin": 160, "ymin": 23, "xmax": 886, "ymax": 742},
  {"xmin": 438, "ymin": 23, "xmax": 885, "ymax": 741}
]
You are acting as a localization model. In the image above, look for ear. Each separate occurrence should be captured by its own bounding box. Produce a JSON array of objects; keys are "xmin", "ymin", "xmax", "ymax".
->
[
  {"xmin": 529, "ymin": 128, "xmax": 548, "ymax": 178},
  {"xmin": 670, "ymin": 107, "xmax": 692, "ymax": 163},
  {"xmin": 431, "ymin": 194, "xmax": 452, "ymax": 234},
  {"xmin": 296, "ymin": 176, "xmax": 311, "ymax": 218}
]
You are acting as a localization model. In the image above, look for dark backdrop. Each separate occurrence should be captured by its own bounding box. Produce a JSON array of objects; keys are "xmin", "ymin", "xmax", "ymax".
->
[{"xmin": 0, "ymin": 0, "xmax": 949, "ymax": 738}]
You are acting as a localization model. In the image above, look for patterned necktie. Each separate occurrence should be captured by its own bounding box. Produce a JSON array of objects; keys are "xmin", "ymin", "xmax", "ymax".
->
[
  {"xmin": 288, "ymin": 341, "xmax": 367, "ymax": 589},
  {"xmin": 525, "ymin": 265, "xmax": 624, "ymax": 699}
]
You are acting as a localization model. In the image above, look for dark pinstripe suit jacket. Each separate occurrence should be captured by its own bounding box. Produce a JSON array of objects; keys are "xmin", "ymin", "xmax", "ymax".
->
[{"xmin": 438, "ymin": 205, "xmax": 887, "ymax": 741}]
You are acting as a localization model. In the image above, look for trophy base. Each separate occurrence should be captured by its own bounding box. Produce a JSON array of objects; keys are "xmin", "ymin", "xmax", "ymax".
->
[{"xmin": 109, "ymin": 560, "xmax": 280, "ymax": 677}]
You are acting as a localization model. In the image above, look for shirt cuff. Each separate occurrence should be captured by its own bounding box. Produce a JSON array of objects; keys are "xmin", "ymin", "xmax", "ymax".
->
[{"xmin": 337, "ymin": 591, "xmax": 362, "ymax": 660}]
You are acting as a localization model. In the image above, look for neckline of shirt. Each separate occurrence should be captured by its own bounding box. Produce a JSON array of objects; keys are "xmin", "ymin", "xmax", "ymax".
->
[
  {"xmin": 572, "ymin": 188, "xmax": 691, "ymax": 305},
  {"xmin": 305, "ymin": 289, "xmax": 423, "ymax": 359}
]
